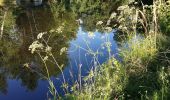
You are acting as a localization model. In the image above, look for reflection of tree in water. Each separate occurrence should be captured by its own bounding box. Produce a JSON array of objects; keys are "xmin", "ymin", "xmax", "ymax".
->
[
  {"xmin": 20, "ymin": 68, "xmax": 39, "ymax": 91},
  {"xmin": 0, "ymin": 0, "xmax": 121, "ymax": 94},
  {"xmin": 16, "ymin": 6, "xmax": 78, "ymax": 75},
  {"xmin": 0, "ymin": 74, "xmax": 7, "ymax": 94},
  {"xmin": 0, "ymin": 5, "xmax": 78, "ymax": 93}
]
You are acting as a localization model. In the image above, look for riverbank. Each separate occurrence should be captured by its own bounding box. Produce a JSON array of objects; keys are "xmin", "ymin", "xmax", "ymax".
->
[{"xmin": 60, "ymin": 0, "xmax": 170, "ymax": 99}]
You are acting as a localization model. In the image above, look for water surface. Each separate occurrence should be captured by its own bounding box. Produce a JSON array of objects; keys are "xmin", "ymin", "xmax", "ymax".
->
[{"xmin": 0, "ymin": 2, "xmax": 119, "ymax": 100}]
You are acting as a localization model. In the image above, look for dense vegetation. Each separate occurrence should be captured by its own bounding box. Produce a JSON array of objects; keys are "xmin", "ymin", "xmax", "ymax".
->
[
  {"xmin": 62, "ymin": 0, "xmax": 170, "ymax": 99},
  {"xmin": 1, "ymin": 0, "xmax": 170, "ymax": 100},
  {"xmin": 58, "ymin": 0, "xmax": 170, "ymax": 99}
]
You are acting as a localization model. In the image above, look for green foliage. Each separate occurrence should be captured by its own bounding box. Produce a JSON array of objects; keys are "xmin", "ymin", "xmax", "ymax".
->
[
  {"xmin": 65, "ymin": 58, "xmax": 128, "ymax": 100},
  {"xmin": 120, "ymin": 35, "xmax": 157, "ymax": 74},
  {"xmin": 159, "ymin": 0, "xmax": 170, "ymax": 36},
  {"xmin": 64, "ymin": 1, "xmax": 170, "ymax": 100}
]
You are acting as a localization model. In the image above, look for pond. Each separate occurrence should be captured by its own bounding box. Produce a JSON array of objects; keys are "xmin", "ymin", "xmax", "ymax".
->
[{"xmin": 0, "ymin": 1, "xmax": 121, "ymax": 100}]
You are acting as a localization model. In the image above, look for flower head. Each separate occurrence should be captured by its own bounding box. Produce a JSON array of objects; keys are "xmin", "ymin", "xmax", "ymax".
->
[
  {"xmin": 29, "ymin": 41, "xmax": 44, "ymax": 54},
  {"xmin": 96, "ymin": 21, "xmax": 103, "ymax": 26}
]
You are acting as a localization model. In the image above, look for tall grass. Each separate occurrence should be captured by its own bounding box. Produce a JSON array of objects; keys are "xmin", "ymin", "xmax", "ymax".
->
[
  {"xmin": 66, "ymin": 0, "xmax": 170, "ymax": 99},
  {"xmin": 26, "ymin": 0, "xmax": 170, "ymax": 99}
]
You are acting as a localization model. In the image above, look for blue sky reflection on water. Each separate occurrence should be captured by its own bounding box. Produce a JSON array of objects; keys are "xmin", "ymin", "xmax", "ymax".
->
[
  {"xmin": 53, "ymin": 26, "xmax": 119, "ymax": 95},
  {"xmin": 0, "ymin": 26, "xmax": 119, "ymax": 100}
]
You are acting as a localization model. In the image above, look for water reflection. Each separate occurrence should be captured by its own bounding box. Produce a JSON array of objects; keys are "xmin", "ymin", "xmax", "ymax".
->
[
  {"xmin": 0, "ymin": 5, "xmax": 78, "ymax": 94},
  {"xmin": 0, "ymin": 74, "xmax": 7, "ymax": 94},
  {"xmin": 16, "ymin": 0, "xmax": 43, "ymax": 7},
  {"xmin": 0, "ymin": 2, "xmax": 120, "ymax": 99}
]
